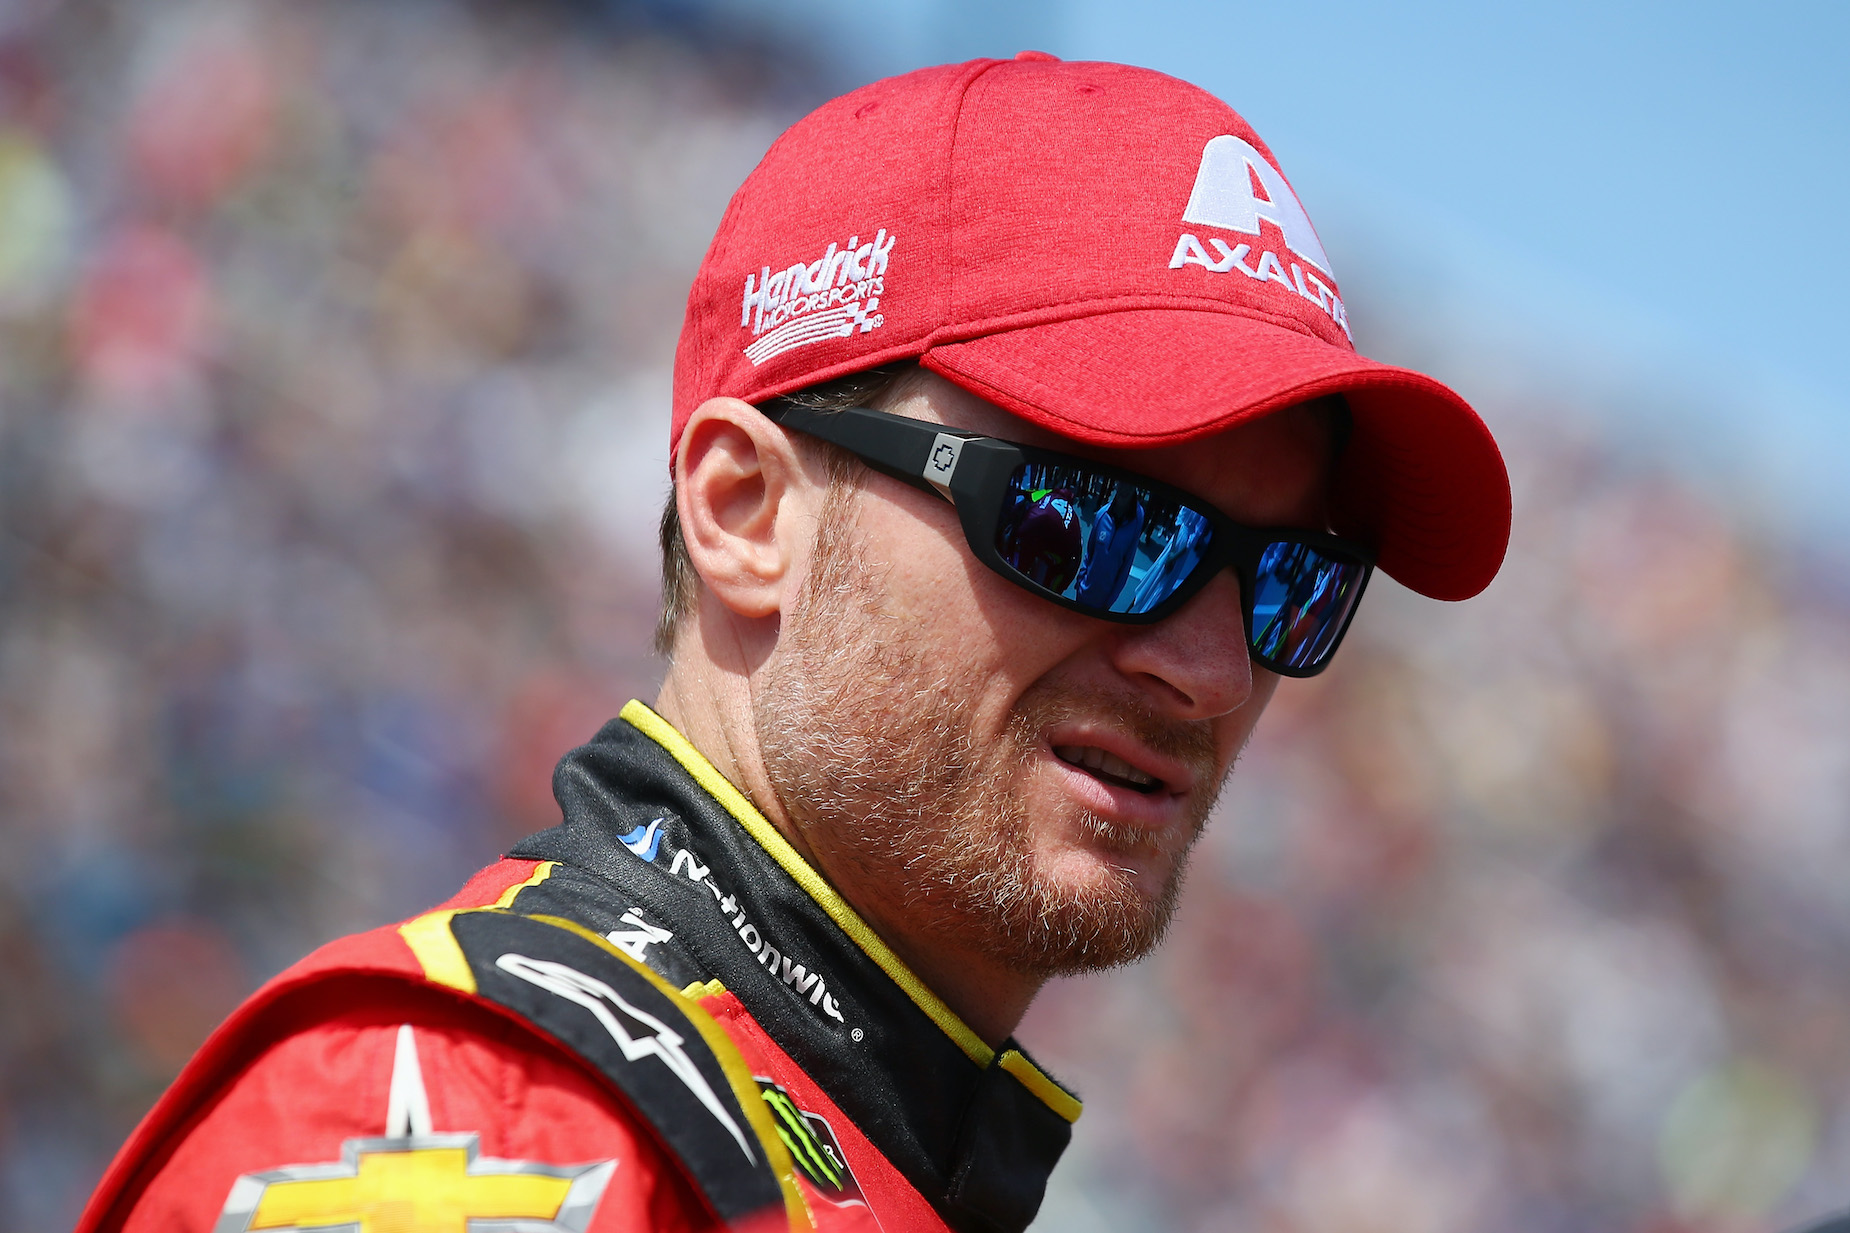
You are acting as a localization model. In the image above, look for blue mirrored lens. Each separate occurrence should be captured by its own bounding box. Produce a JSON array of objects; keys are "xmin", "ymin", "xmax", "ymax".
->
[
  {"xmin": 994, "ymin": 463, "xmax": 1365, "ymax": 669},
  {"xmin": 995, "ymin": 463, "xmax": 1213, "ymax": 614},
  {"xmin": 1250, "ymin": 542, "xmax": 1367, "ymax": 669}
]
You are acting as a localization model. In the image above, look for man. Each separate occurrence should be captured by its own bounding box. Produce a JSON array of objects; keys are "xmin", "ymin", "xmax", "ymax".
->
[
  {"xmin": 1001, "ymin": 483, "xmax": 1084, "ymax": 591},
  {"xmin": 79, "ymin": 53, "xmax": 1508, "ymax": 1233},
  {"xmin": 1072, "ymin": 484, "xmax": 1144, "ymax": 610}
]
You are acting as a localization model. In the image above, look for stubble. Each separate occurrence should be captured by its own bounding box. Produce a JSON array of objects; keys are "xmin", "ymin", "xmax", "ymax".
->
[{"xmin": 754, "ymin": 486, "xmax": 1225, "ymax": 976}]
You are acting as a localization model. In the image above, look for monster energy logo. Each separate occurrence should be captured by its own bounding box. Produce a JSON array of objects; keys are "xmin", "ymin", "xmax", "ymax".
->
[{"xmin": 756, "ymin": 1080, "xmax": 865, "ymax": 1206}]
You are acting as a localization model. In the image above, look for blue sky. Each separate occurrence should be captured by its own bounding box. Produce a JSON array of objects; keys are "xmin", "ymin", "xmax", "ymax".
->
[{"xmin": 725, "ymin": 0, "xmax": 1849, "ymax": 537}]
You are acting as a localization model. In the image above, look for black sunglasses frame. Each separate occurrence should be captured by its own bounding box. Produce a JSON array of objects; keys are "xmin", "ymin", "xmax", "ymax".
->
[{"xmin": 761, "ymin": 402, "xmax": 1375, "ymax": 678}]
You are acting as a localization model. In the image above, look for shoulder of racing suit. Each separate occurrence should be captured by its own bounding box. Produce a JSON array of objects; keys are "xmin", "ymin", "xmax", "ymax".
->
[
  {"xmin": 78, "ymin": 855, "xmax": 804, "ymax": 1233},
  {"xmin": 80, "ymin": 702, "xmax": 1080, "ymax": 1233}
]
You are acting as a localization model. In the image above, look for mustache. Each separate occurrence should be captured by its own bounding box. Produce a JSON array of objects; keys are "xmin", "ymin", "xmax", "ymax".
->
[{"xmin": 1006, "ymin": 679, "xmax": 1223, "ymax": 788}]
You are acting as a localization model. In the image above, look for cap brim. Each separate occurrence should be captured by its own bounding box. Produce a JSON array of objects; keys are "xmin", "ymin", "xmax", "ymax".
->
[{"xmin": 921, "ymin": 309, "xmax": 1511, "ymax": 601}]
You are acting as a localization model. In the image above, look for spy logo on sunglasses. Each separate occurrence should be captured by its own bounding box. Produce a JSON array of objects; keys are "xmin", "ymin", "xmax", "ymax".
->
[{"xmin": 924, "ymin": 433, "xmax": 966, "ymax": 499}]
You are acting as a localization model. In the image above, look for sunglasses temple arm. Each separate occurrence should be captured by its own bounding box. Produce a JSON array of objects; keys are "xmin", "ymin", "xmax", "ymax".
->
[{"xmin": 762, "ymin": 404, "xmax": 965, "ymax": 502}]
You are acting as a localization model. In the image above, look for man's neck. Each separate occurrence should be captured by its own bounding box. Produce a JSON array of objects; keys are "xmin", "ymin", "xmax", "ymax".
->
[
  {"xmin": 652, "ymin": 660, "xmax": 1040, "ymax": 1049},
  {"xmin": 651, "ymin": 666, "xmax": 760, "ymax": 815},
  {"xmin": 844, "ymin": 900, "xmax": 1044, "ymax": 1048}
]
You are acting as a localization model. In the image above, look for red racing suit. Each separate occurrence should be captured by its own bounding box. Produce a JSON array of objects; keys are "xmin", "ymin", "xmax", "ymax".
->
[{"xmin": 78, "ymin": 701, "xmax": 1080, "ymax": 1233}]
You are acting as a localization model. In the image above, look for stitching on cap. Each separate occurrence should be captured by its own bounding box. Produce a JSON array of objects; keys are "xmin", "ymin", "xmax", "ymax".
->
[
  {"xmin": 925, "ymin": 291, "xmax": 1348, "ymax": 354},
  {"xmin": 944, "ymin": 58, "xmax": 1014, "ymax": 335},
  {"xmin": 938, "ymin": 356, "xmax": 1361, "ymax": 443}
]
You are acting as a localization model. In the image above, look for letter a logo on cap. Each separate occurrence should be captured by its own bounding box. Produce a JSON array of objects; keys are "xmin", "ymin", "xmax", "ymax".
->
[{"xmin": 1182, "ymin": 135, "xmax": 1334, "ymax": 277}]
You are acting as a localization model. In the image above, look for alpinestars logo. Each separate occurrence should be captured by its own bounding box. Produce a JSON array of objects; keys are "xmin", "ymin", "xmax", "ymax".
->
[
  {"xmin": 1170, "ymin": 134, "xmax": 1351, "ymax": 340},
  {"xmin": 740, "ymin": 229, "xmax": 894, "ymax": 367},
  {"xmin": 496, "ymin": 953, "xmax": 758, "ymax": 1162}
]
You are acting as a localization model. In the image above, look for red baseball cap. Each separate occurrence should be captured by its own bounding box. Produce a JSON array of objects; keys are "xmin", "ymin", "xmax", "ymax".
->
[{"xmin": 672, "ymin": 54, "xmax": 1510, "ymax": 601}]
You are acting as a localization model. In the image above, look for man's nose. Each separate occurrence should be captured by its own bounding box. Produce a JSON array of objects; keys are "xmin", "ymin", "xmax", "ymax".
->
[{"xmin": 1105, "ymin": 570, "xmax": 1254, "ymax": 719}]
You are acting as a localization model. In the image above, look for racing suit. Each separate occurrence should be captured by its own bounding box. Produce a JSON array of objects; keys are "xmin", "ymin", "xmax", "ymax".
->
[{"xmin": 78, "ymin": 701, "xmax": 1080, "ymax": 1233}]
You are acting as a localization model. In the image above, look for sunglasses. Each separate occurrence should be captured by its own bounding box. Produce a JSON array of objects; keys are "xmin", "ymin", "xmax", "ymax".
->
[{"xmin": 761, "ymin": 403, "xmax": 1375, "ymax": 678}]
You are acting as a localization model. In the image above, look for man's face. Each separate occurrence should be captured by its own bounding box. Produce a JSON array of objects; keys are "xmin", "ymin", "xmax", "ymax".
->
[{"xmin": 754, "ymin": 372, "xmax": 1334, "ymax": 976}]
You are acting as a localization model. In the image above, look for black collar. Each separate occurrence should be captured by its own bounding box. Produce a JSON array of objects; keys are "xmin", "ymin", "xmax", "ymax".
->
[{"xmin": 507, "ymin": 701, "xmax": 1078, "ymax": 1233}]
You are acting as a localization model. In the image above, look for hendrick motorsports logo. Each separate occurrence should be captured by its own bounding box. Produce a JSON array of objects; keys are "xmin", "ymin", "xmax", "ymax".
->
[{"xmin": 739, "ymin": 229, "xmax": 894, "ymax": 366}]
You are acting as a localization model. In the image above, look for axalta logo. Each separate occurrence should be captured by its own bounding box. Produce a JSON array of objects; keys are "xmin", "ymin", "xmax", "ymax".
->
[
  {"xmin": 1184, "ymin": 135, "xmax": 1331, "ymax": 274},
  {"xmin": 739, "ymin": 229, "xmax": 893, "ymax": 367},
  {"xmin": 1171, "ymin": 134, "xmax": 1351, "ymax": 340},
  {"xmin": 669, "ymin": 847, "xmax": 846, "ymax": 1024}
]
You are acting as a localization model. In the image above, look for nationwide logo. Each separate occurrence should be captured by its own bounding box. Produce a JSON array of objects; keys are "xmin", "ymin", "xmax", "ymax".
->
[
  {"xmin": 1169, "ymin": 134, "xmax": 1351, "ymax": 340},
  {"xmin": 669, "ymin": 845, "xmax": 847, "ymax": 1024},
  {"xmin": 740, "ymin": 229, "xmax": 894, "ymax": 367},
  {"xmin": 619, "ymin": 815, "xmax": 666, "ymax": 862}
]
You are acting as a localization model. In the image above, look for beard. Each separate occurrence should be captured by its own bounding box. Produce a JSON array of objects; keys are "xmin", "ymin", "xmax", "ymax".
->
[{"xmin": 754, "ymin": 490, "xmax": 1226, "ymax": 977}]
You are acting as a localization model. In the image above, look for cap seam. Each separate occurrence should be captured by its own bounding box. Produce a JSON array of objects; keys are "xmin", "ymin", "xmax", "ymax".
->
[
  {"xmin": 943, "ymin": 58, "xmax": 1014, "ymax": 343},
  {"xmin": 700, "ymin": 114, "xmax": 817, "ymax": 422},
  {"xmin": 928, "ymin": 357, "xmax": 1386, "ymax": 444},
  {"xmin": 693, "ymin": 192, "xmax": 748, "ymax": 431},
  {"xmin": 923, "ymin": 294, "xmax": 1350, "ymax": 354},
  {"xmin": 733, "ymin": 338, "xmax": 932, "ymax": 407}
]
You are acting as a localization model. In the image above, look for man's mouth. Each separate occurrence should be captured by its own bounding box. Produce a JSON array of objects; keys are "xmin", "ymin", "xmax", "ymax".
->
[{"xmin": 1053, "ymin": 745, "xmax": 1162, "ymax": 794}]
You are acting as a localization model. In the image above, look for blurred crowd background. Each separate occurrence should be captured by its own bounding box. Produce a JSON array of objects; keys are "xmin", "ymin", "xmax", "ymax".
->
[{"xmin": 0, "ymin": 2, "xmax": 1845, "ymax": 1231}]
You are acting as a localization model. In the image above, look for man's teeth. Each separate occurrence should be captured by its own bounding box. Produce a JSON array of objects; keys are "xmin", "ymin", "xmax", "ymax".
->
[{"xmin": 1054, "ymin": 745, "xmax": 1158, "ymax": 789}]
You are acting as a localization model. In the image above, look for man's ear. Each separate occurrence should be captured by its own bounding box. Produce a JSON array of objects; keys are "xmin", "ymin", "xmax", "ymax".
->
[{"xmin": 674, "ymin": 397, "xmax": 816, "ymax": 621}]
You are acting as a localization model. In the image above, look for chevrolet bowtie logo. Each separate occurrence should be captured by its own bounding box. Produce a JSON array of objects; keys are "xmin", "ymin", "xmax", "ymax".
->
[
  {"xmin": 215, "ymin": 1025, "xmax": 615, "ymax": 1233},
  {"xmin": 222, "ymin": 1134, "xmax": 614, "ymax": 1233}
]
